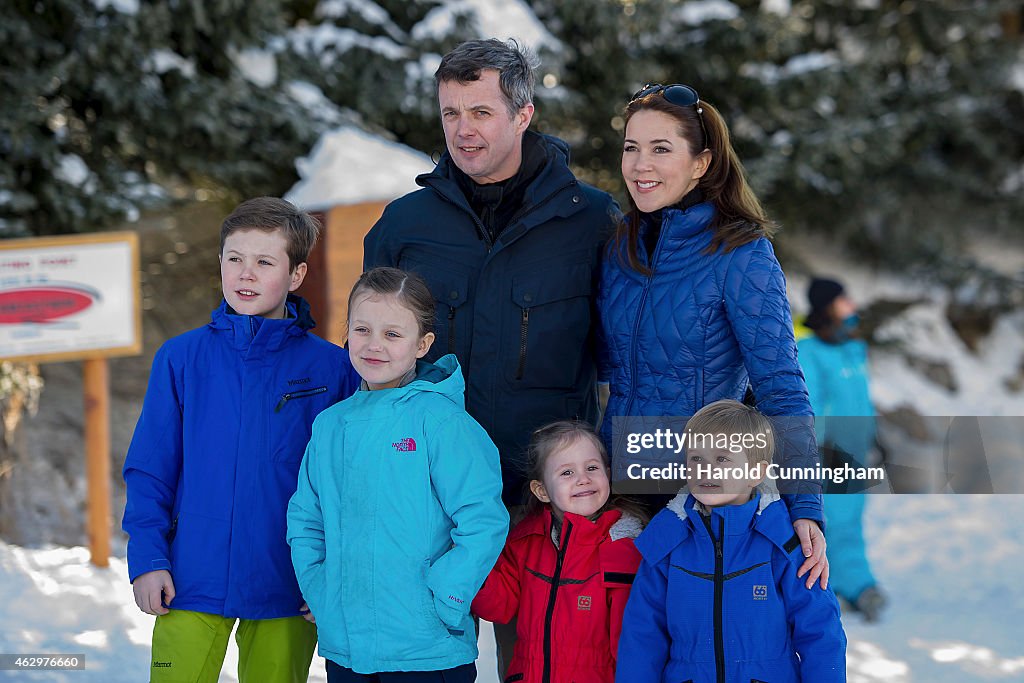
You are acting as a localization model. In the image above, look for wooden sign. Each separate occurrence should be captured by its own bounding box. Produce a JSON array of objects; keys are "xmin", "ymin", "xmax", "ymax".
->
[{"xmin": 0, "ymin": 232, "xmax": 141, "ymax": 363}]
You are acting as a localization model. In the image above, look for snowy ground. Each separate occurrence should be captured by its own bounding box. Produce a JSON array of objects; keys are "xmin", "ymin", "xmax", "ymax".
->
[{"xmin": 2, "ymin": 495, "xmax": 1023, "ymax": 682}]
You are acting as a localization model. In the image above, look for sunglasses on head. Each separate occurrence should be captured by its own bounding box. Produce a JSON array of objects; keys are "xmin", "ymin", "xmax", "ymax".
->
[{"xmin": 629, "ymin": 83, "xmax": 709, "ymax": 150}]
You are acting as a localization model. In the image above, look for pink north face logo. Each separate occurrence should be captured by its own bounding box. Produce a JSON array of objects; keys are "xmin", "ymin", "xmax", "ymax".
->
[{"xmin": 392, "ymin": 438, "xmax": 417, "ymax": 452}]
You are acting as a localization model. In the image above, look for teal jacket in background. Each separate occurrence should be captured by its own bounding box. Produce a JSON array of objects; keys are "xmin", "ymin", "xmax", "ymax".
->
[
  {"xmin": 287, "ymin": 354, "xmax": 508, "ymax": 673},
  {"xmin": 797, "ymin": 336, "xmax": 876, "ymax": 463},
  {"xmin": 797, "ymin": 334, "xmax": 879, "ymax": 600}
]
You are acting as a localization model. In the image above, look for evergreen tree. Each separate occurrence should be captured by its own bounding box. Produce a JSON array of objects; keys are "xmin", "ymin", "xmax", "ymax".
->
[
  {"xmin": 528, "ymin": 0, "xmax": 1024, "ymax": 270},
  {"xmin": 4, "ymin": 0, "xmax": 1021, "ymax": 281},
  {"xmin": 0, "ymin": 0, "xmax": 467, "ymax": 236},
  {"xmin": 275, "ymin": 0, "xmax": 476, "ymax": 155}
]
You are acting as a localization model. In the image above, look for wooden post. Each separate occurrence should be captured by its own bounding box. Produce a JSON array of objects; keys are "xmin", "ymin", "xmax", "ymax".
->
[{"xmin": 83, "ymin": 358, "xmax": 110, "ymax": 568}]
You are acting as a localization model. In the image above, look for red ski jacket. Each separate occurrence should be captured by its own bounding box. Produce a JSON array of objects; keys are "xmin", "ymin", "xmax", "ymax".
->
[{"xmin": 473, "ymin": 508, "xmax": 643, "ymax": 683}]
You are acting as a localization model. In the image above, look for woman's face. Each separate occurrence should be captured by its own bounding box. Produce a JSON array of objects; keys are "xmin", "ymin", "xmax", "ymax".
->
[{"xmin": 622, "ymin": 109, "xmax": 710, "ymax": 213}]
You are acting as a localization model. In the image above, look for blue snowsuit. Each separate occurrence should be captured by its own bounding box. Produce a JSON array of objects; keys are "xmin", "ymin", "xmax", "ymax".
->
[{"xmin": 617, "ymin": 492, "xmax": 846, "ymax": 683}]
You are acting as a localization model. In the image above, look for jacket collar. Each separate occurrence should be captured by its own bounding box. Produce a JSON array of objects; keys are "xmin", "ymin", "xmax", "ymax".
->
[
  {"xmin": 511, "ymin": 506, "xmax": 641, "ymax": 547},
  {"xmin": 641, "ymin": 200, "xmax": 715, "ymax": 243},
  {"xmin": 681, "ymin": 490, "xmax": 763, "ymax": 539},
  {"xmin": 208, "ymin": 294, "xmax": 314, "ymax": 351},
  {"xmin": 416, "ymin": 131, "xmax": 585, "ymax": 248},
  {"xmin": 451, "ymin": 132, "xmax": 548, "ymax": 214},
  {"xmin": 668, "ymin": 482, "xmax": 781, "ymax": 524},
  {"xmin": 636, "ymin": 484, "xmax": 784, "ymax": 562},
  {"xmin": 351, "ymin": 353, "xmax": 466, "ymax": 408}
]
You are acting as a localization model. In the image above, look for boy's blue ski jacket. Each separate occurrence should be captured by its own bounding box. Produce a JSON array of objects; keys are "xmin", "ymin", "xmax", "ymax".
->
[{"xmin": 122, "ymin": 296, "xmax": 360, "ymax": 619}]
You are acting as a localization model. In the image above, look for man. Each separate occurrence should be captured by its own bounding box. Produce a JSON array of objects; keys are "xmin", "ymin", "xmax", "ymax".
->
[{"xmin": 364, "ymin": 38, "xmax": 618, "ymax": 506}]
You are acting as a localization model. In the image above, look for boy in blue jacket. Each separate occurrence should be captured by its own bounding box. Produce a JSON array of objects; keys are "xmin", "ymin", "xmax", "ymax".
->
[
  {"xmin": 287, "ymin": 267, "xmax": 508, "ymax": 681},
  {"xmin": 617, "ymin": 400, "xmax": 846, "ymax": 683},
  {"xmin": 122, "ymin": 197, "xmax": 360, "ymax": 683}
]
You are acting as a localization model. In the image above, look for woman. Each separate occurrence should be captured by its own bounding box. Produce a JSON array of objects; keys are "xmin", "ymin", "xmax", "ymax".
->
[{"xmin": 597, "ymin": 84, "xmax": 827, "ymax": 584}]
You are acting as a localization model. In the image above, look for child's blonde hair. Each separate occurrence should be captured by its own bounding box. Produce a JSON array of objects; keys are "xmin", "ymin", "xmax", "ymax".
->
[
  {"xmin": 684, "ymin": 399, "xmax": 776, "ymax": 465},
  {"xmin": 523, "ymin": 420, "xmax": 647, "ymax": 523}
]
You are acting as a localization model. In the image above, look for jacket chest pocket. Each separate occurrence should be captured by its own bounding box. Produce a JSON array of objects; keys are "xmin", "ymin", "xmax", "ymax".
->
[
  {"xmin": 507, "ymin": 262, "xmax": 592, "ymax": 390},
  {"xmin": 271, "ymin": 386, "xmax": 330, "ymax": 463},
  {"xmin": 410, "ymin": 263, "xmax": 471, "ymax": 361}
]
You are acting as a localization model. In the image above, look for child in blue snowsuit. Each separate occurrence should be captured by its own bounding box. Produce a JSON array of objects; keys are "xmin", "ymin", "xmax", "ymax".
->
[
  {"xmin": 287, "ymin": 267, "xmax": 508, "ymax": 682},
  {"xmin": 122, "ymin": 197, "xmax": 360, "ymax": 683},
  {"xmin": 617, "ymin": 400, "xmax": 846, "ymax": 683}
]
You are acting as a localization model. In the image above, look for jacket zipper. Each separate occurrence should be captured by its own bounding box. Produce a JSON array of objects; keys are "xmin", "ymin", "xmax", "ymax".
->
[
  {"xmin": 447, "ymin": 305, "xmax": 457, "ymax": 354},
  {"xmin": 623, "ymin": 214, "xmax": 669, "ymax": 418},
  {"xmin": 429, "ymin": 177, "xmax": 579, "ymax": 254},
  {"xmin": 275, "ymin": 386, "xmax": 328, "ymax": 412},
  {"xmin": 702, "ymin": 514, "xmax": 726, "ymax": 683},
  {"xmin": 515, "ymin": 308, "xmax": 530, "ymax": 379},
  {"xmin": 542, "ymin": 519, "xmax": 573, "ymax": 683}
]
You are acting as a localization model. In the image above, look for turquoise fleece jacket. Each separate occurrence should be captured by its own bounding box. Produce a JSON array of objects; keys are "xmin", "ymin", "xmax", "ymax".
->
[{"xmin": 287, "ymin": 354, "xmax": 508, "ymax": 673}]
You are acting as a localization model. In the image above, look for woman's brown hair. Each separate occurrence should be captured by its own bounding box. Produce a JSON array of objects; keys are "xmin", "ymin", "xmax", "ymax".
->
[{"xmin": 613, "ymin": 91, "xmax": 776, "ymax": 275}]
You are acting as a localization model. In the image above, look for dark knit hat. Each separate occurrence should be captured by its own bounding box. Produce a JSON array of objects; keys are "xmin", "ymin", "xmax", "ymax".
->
[{"xmin": 805, "ymin": 277, "xmax": 844, "ymax": 330}]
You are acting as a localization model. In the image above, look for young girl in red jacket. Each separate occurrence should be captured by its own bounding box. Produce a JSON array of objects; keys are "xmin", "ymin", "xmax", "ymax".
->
[{"xmin": 472, "ymin": 421, "xmax": 646, "ymax": 683}]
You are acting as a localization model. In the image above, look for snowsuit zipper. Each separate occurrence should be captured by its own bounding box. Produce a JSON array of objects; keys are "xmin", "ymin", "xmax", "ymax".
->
[
  {"xmin": 275, "ymin": 386, "xmax": 328, "ymax": 412},
  {"xmin": 702, "ymin": 514, "xmax": 726, "ymax": 683},
  {"xmin": 542, "ymin": 519, "xmax": 573, "ymax": 683}
]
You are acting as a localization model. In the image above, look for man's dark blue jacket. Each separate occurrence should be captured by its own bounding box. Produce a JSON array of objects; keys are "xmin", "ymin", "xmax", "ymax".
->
[{"xmin": 364, "ymin": 131, "xmax": 618, "ymax": 503}]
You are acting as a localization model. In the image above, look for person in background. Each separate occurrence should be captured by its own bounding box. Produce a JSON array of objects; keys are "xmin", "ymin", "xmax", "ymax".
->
[{"xmin": 798, "ymin": 276, "xmax": 887, "ymax": 622}]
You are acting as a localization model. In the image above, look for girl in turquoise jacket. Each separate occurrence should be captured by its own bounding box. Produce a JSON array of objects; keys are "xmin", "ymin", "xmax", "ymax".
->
[{"xmin": 286, "ymin": 268, "xmax": 508, "ymax": 681}]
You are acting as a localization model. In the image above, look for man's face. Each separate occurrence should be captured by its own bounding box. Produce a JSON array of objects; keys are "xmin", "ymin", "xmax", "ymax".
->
[{"xmin": 438, "ymin": 69, "xmax": 534, "ymax": 184}]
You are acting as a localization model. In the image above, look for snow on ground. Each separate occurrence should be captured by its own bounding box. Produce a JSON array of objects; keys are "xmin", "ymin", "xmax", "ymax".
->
[
  {"xmin": 0, "ymin": 540, "xmax": 497, "ymax": 682},
  {"xmin": 2, "ymin": 496, "xmax": 1022, "ymax": 681}
]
